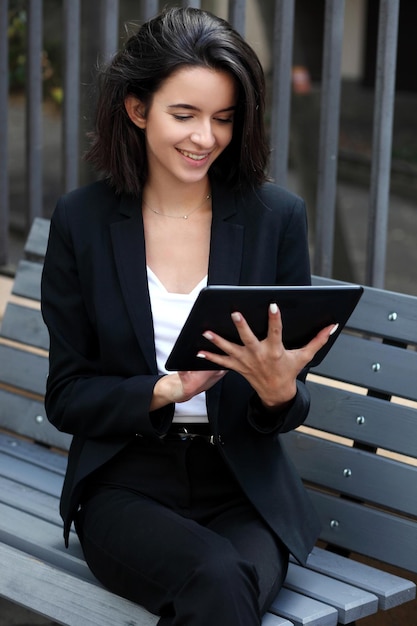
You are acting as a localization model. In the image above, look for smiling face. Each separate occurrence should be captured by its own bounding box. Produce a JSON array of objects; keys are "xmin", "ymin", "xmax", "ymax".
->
[{"xmin": 125, "ymin": 66, "xmax": 238, "ymax": 188}]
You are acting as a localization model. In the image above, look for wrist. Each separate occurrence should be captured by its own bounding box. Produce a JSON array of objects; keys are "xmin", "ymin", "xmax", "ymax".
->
[
  {"xmin": 151, "ymin": 374, "xmax": 183, "ymax": 410},
  {"xmin": 259, "ymin": 382, "xmax": 297, "ymax": 411}
]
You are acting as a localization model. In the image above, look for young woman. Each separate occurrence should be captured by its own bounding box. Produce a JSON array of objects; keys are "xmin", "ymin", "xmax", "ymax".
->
[{"xmin": 41, "ymin": 7, "xmax": 334, "ymax": 625}]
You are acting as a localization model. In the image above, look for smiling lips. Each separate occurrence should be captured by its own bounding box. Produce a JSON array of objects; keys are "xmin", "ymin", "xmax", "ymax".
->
[{"xmin": 177, "ymin": 148, "xmax": 210, "ymax": 161}]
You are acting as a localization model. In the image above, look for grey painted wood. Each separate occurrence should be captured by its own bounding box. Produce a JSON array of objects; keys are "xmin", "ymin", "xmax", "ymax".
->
[
  {"xmin": 0, "ymin": 500, "xmax": 99, "ymax": 580},
  {"xmin": 0, "ymin": 393, "xmax": 71, "ymax": 449},
  {"xmin": 261, "ymin": 613, "xmax": 294, "ymax": 626},
  {"xmin": 23, "ymin": 216, "xmax": 49, "ymax": 260},
  {"xmin": 11, "ymin": 259, "xmax": 42, "ymax": 300},
  {"xmin": 306, "ymin": 381, "xmax": 417, "ymax": 458},
  {"xmin": 269, "ymin": 587, "xmax": 338, "ymax": 626},
  {"xmin": 309, "ymin": 491, "xmax": 417, "ymax": 573},
  {"xmin": 0, "ymin": 542, "xmax": 159, "ymax": 626},
  {"xmin": 300, "ymin": 547, "xmax": 416, "ymax": 611},
  {"xmin": 284, "ymin": 562, "xmax": 378, "ymax": 624},
  {"xmin": 0, "ymin": 432, "xmax": 67, "ymax": 472},
  {"xmin": 0, "ymin": 474, "xmax": 62, "ymax": 526},
  {"xmin": 283, "ymin": 431, "xmax": 417, "ymax": 515},
  {"xmin": 0, "ymin": 343, "xmax": 48, "ymax": 394},
  {"xmin": 313, "ymin": 333, "xmax": 417, "ymax": 401},
  {"xmin": 312, "ymin": 275, "xmax": 417, "ymax": 346},
  {"xmin": 0, "ymin": 451, "xmax": 64, "ymax": 499},
  {"xmin": 1, "ymin": 302, "xmax": 49, "ymax": 349}
]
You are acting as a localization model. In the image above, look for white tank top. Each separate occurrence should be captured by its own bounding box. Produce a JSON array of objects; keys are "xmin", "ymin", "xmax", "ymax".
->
[{"xmin": 147, "ymin": 266, "xmax": 209, "ymax": 423}]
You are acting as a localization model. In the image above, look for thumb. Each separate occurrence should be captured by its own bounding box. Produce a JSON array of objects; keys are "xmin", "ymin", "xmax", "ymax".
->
[{"xmin": 302, "ymin": 323, "xmax": 339, "ymax": 361}]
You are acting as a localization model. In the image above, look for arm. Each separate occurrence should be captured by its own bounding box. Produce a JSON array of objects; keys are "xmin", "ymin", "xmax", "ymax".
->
[{"xmin": 41, "ymin": 200, "xmax": 173, "ymax": 439}]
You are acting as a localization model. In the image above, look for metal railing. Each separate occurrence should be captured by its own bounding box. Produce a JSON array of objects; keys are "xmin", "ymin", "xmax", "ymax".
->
[{"xmin": 0, "ymin": 0, "xmax": 400, "ymax": 289}]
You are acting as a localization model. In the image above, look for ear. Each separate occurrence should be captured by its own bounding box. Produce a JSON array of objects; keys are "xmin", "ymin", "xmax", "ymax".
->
[{"xmin": 125, "ymin": 95, "xmax": 147, "ymax": 129}]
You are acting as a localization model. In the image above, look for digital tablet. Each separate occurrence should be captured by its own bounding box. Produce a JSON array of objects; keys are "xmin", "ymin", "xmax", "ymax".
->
[{"xmin": 165, "ymin": 285, "xmax": 363, "ymax": 371}]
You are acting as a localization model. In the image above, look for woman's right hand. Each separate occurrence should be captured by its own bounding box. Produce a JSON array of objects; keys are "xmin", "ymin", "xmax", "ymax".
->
[{"xmin": 150, "ymin": 369, "xmax": 226, "ymax": 411}]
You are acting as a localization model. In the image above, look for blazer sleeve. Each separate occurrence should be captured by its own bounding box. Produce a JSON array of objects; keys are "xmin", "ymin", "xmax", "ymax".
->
[{"xmin": 41, "ymin": 198, "xmax": 173, "ymax": 440}]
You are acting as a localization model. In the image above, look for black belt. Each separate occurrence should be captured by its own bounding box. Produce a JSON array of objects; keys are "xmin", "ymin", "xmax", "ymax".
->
[{"xmin": 162, "ymin": 424, "xmax": 215, "ymax": 445}]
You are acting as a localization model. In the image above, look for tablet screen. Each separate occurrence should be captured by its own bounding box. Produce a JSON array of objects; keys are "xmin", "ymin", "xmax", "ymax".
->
[{"xmin": 165, "ymin": 285, "xmax": 363, "ymax": 371}]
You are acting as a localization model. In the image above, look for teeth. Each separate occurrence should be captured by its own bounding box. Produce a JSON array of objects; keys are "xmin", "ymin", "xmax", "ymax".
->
[{"xmin": 179, "ymin": 150, "xmax": 207, "ymax": 161}]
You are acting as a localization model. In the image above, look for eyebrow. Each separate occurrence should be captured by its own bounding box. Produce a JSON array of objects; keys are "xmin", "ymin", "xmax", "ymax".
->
[{"xmin": 167, "ymin": 104, "xmax": 236, "ymax": 113}]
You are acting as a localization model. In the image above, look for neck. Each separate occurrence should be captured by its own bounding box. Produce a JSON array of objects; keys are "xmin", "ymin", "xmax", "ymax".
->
[{"xmin": 143, "ymin": 178, "xmax": 211, "ymax": 217}]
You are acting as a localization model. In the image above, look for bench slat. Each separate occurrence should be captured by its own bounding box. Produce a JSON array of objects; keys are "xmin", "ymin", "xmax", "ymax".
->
[
  {"xmin": 262, "ymin": 614, "xmax": 294, "ymax": 626},
  {"xmin": 306, "ymin": 380, "xmax": 417, "ymax": 458},
  {"xmin": 0, "ymin": 450, "xmax": 64, "ymax": 500},
  {"xmin": 284, "ymin": 562, "xmax": 378, "ymax": 624},
  {"xmin": 0, "ymin": 388, "xmax": 70, "ymax": 449},
  {"xmin": 0, "ymin": 431, "xmax": 67, "ymax": 473},
  {"xmin": 283, "ymin": 431, "xmax": 417, "ymax": 515},
  {"xmin": 310, "ymin": 491, "xmax": 417, "ymax": 573},
  {"xmin": 1, "ymin": 302, "xmax": 49, "ymax": 350},
  {"xmin": 300, "ymin": 547, "xmax": 417, "ymax": 611},
  {"xmin": 0, "ymin": 344, "xmax": 48, "ymax": 395},
  {"xmin": 0, "ymin": 542, "xmax": 158, "ymax": 626},
  {"xmin": 313, "ymin": 334, "xmax": 417, "ymax": 401},
  {"xmin": 0, "ymin": 474, "xmax": 62, "ymax": 528},
  {"xmin": 269, "ymin": 587, "xmax": 338, "ymax": 626},
  {"xmin": 24, "ymin": 216, "xmax": 50, "ymax": 261},
  {"xmin": 312, "ymin": 276, "xmax": 417, "ymax": 346},
  {"xmin": 11, "ymin": 259, "xmax": 42, "ymax": 301}
]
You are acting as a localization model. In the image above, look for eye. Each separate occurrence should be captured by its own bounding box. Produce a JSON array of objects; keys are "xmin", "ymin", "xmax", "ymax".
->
[
  {"xmin": 172, "ymin": 114, "xmax": 192, "ymax": 121},
  {"xmin": 214, "ymin": 117, "xmax": 234, "ymax": 124}
]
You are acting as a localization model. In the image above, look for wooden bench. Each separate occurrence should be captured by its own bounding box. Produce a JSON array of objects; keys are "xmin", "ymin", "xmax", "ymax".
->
[{"xmin": 0, "ymin": 216, "xmax": 415, "ymax": 626}]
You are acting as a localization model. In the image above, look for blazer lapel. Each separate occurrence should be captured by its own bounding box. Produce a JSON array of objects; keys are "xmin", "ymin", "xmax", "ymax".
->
[
  {"xmin": 208, "ymin": 180, "xmax": 244, "ymax": 286},
  {"xmin": 206, "ymin": 181, "xmax": 245, "ymax": 429},
  {"xmin": 110, "ymin": 193, "xmax": 157, "ymax": 373}
]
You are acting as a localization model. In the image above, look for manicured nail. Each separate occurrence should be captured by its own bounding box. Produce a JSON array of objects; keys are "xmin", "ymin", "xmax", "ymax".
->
[
  {"xmin": 203, "ymin": 331, "xmax": 214, "ymax": 341},
  {"xmin": 269, "ymin": 302, "xmax": 278, "ymax": 314},
  {"xmin": 231, "ymin": 312, "xmax": 241, "ymax": 323},
  {"xmin": 196, "ymin": 352, "xmax": 206, "ymax": 359},
  {"xmin": 329, "ymin": 323, "xmax": 339, "ymax": 335}
]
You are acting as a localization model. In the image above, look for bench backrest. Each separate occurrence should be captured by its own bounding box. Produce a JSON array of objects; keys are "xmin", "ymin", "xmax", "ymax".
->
[{"xmin": 1, "ymin": 217, "xmax": 416, "ymax": 574}]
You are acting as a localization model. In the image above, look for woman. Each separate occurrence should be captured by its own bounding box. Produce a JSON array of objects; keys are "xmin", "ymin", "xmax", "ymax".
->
[{"xmin": 41, "ymin": 7, "xmax": 334, "ymax": 625}]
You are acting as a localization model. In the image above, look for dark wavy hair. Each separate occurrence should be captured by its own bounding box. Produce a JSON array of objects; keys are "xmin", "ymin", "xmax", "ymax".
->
[{"xmin": 85, "ymin": 7, "xmax": 269, "ymax": 195}]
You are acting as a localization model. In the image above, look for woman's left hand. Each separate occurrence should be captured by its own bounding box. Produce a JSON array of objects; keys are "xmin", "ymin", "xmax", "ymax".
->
[{"xmin": 196, "ymin": 303, "xmax": 337, "ymax": 410}]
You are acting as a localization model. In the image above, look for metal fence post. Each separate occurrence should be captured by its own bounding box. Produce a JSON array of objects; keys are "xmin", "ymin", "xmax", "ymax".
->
[
  {"xmin": 269, "ymin": 0, "xmax": 295, "ymax": 188},
  {"xmin": 314, "ymin": 0, "xmax": 345, "ymax": 277},
  {"xmin": 26, "ymin": 0, "xmax": 43, "ymax": 226},
  {"xmin": 63, "ymin": 0, "xmax": 81, "ymax": 193},
  {"xmin": 0, "ymin": 0, "xmax": 9, "ymax": 265},
  {"xmin": 228, "ymin": 0, "xmax": 246, "ymax": 35},
  {"xmin": 365, "ymin": 0, "xmax": 400, "ymax": 288},
  {"xmin": 101, "ymin": 0, "xmax": 120, "ymax": 63}
]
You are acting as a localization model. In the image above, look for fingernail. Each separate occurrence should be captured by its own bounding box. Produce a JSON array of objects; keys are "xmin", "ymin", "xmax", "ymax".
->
[
  {"xmin": 203, "ymin": 331, "xmax": 214, "ymax": 341},
  {"xmin": 196, "ymin": 352, "xmax": 206, "ymax": 359},
  {"xmin": 269, "ymin": 302, "xmax": 278, "ymax": 314},
  {"xmin": 329, "ymin": 323, "xmax": 339, "ymax": 336},
  {"xmin": 231, "ymin": 312, "xmax": 241, "ymax": 323}
]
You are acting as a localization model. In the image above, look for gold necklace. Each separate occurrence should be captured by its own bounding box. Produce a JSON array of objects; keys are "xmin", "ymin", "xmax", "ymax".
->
[{"xmin": 143, "ymin": 193, "xmax": 211, "ymax": 220}]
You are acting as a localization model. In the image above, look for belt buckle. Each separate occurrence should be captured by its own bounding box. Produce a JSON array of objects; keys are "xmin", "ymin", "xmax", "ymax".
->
[{"xmin": 177, "ymin": 426, "xmax": 215, "ymax": 445}]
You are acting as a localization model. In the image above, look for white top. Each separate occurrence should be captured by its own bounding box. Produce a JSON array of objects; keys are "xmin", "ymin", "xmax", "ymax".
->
[{"xmin": 147, "ymin": 266, "xmax": 209, "ymax": 423}]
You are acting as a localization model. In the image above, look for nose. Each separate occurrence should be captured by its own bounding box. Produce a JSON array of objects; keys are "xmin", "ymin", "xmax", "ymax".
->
[{"xmin": 190, "ymin": 120, "xmax": 215, "ymax": 148}]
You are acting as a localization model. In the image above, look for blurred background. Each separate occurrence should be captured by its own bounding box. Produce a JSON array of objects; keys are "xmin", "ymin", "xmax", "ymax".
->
[{"xmin": 1, "ymin": 0, "xmax": 417, "ymax": 295}]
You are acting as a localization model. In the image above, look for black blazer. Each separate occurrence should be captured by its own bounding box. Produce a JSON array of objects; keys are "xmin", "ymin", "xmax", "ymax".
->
[{"xmin": 41, "ymin": 177, "xmax": 320, "ymax": 564}]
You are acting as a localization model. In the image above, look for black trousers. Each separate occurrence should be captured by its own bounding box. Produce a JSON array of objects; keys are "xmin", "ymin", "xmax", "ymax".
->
[{"xmin": 75, "ymin": 435, "xmax": 289, "ymax": 626}]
